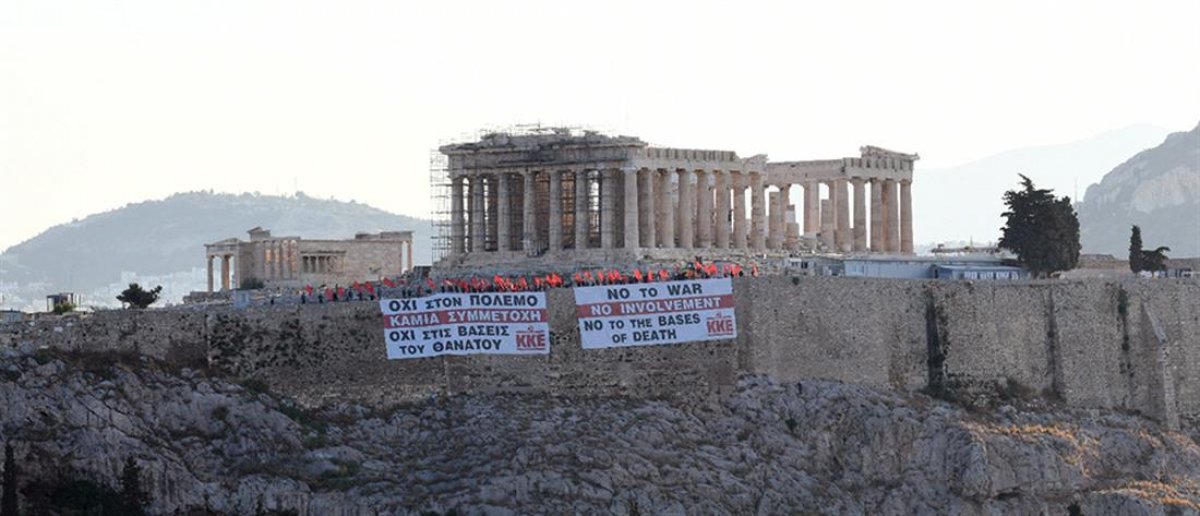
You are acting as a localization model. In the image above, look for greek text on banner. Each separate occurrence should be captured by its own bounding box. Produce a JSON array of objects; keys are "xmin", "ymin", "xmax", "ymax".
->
[
  {"xmin": 574, "ymin": 278, "xmax": 737, "ymax": 349},
  {"xmin": 380, "ymin": 293, "xmax": 550, "ymax": 359}
]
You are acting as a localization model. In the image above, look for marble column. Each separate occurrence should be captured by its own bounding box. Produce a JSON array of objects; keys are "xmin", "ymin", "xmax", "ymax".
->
[
  {"xmin": 890, "ymin": 179, "xmax": 902, "ymax": 253},
  {"xmin": 623, "ymin": 168, "xmax": 639, "ymax": 249},
  {"xmin": 660, "ymin": 170, "xmax": 675, "ymax": 248},
  {"xmin": 820, "ymin": 199, "xmax": 835, "ymax": 250},
  {"xmin": 835, "ymin": 179, "xmax": 850, "ymax": 253},
  {"xmin": 779, "ymin": 184, "xmax": 792, "ymax": 248},
  {"xmin": 804, "ymin": 182, "xmax": 819, "ymax": 234},
  {"xmin": 852, "ymin": 179, "xmax": 867, "ymax": 252},
  {"xmin": 405, "ymin": 240, "xmax": 413, "ymax": 273},
  {"xmin": 715, "ymin": 171, "xmax": 730, "ymax": 248},
  {"xmin": 497, "ymin": 173, "xmax": 511, "ymax": 251},
  {"xmin": 601, "ymin": 170, "xmax": 616, "ymax": 249},
  {"xmin": 870, "ymin": 179, "xmax": 884, "ymax": 252},
  {"xmin": 206, "ymin": 256, "xmax": 214, "ymax": 293},
  {"xmin": 523, "ymin": 171, "xmax": 537, "ymax": 252},
  {"xmin": 767, "ymin": 190, "xmax": 781, "ymax": 249},
  {"xmin": 639, "ymin": 169, "xmax": 656, "ymax": 248},
  {"xmin": 277, "ymin": 241, "xmax": 286, "ymax": 278},
  {"xmin": 732, "ymin": 173, "xmax": 747, "ymax": 248},
  {"xmin": 264, "ymin": 245, "xmax": 273, "ymax": 280},
  {"xmin": 548, "ymin": 171, "xmax": 563, "ymax": 251},
  {"xmin": 256, "ymin": 243, "xmax": 266, "ymax": 281},
  {"xmin": 486, "ymin": 177, "xmax": 498, "ymax": 251},
  {"xmin": 286, "ymin": 241, "xmax": 295, "ymax": 279},
  {"xmin": 900, "ymin": 179, "xmax": 913, "ymax": 254},
  {"xmin": 221, "ymin": 255, "xmax": 231, "ymax": 291},
  {"xmin": 750, "ymin": 172, "xmax": 766, "ymax": 249},
  {"xmin": 450, "ymin": 176, "xmax": 466, "ymax": 254},
  {"xmin": 469, "ymin": 176, "xmax": 485, "ymax": 252},
  {"xmin": 272, "ymin": 241, "xmax": 281, "ymax": 278},
  {"xmin": 696, "ymin": 170, "xmax": 713, "ymax": 248},
  {"xmin": 574, "ymin": 170, "xmax": 589, "ymax": 249},
  {"xmin": 677, "ymin": 169, "xmax": 694, "ymax": 248}
]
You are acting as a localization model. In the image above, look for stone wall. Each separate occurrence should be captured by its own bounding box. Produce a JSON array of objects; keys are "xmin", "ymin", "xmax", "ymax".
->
[{"xmin": 2, "ymin": 278, "xmax": 1197, "ymax": 422}]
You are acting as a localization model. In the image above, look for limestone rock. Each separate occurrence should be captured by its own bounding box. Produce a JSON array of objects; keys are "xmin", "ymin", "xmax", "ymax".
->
[{"xmin": 0, "ymin": 352, "xmax": 1197, "ymax": 514}]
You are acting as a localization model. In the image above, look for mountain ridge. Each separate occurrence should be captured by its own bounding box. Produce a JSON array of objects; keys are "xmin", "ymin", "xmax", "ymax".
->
[
  {"xmin": 0, "ymin": 191, "xmax": 433, "ymax": 297},
  {"xmin": 913, "ymin": 124, "xmax": 1171, "ymax": 246},
  {"xmin": 1078, "ymin": 121, "xmax": 1200, "ymax": 257}
]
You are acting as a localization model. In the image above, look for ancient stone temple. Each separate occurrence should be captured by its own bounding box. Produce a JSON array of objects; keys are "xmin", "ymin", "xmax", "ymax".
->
[
  {"xmin": 204, "ymin": 227, "xmax": 414, "ymax": 292},
  {"xmin": 437, "ymin": 128, "xmax": 916, "ymax": 266}
]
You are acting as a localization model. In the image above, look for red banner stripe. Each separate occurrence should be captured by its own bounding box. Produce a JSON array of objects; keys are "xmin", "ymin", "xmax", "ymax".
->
[
  {"xmin": 383, "ymin": 308, "xmax": 549, "ymax": 329},
  {"xmin": 576, "ymin": 294, "xmax": 734, "ymax": 319}
]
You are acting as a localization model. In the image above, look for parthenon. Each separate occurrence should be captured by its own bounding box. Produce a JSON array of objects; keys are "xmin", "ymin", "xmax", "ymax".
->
[{"xmin": 438, "ymin": 128, "xmax": 916, "ymax": 264}]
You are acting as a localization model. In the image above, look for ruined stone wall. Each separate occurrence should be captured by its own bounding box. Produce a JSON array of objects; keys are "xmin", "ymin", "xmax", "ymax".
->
[
  {"xmin": 300, "ymin": 239, "xmax": 405, "ymax": 281},
  {"xmin": 2, "ymin": 278, "xmax": 1197, "ymax": 422}
]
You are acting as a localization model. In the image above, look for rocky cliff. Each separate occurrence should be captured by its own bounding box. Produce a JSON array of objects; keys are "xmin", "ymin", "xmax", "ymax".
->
[
  {"xmin": 1078, "ymin": 122, "xmax": 1200, "ymax": 258},
  {"xmin": 1, "ymin": 348, "xmax": 1197, "ymax": 515}
]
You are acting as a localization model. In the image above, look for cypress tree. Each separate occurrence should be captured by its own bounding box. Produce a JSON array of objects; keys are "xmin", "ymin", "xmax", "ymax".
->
[
  {"xmin": 1129, "ymin": 225, "xmax": 1144, "ymax": 273},
  {"xmin": 118, "ymin": 457, "xmax": 148, "ymax": 516}
]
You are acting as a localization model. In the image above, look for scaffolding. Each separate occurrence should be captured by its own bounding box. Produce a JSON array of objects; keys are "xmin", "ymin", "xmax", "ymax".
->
[{"xmin": 428, "ymin": 148, "xmax": 451, "ymax": 263}]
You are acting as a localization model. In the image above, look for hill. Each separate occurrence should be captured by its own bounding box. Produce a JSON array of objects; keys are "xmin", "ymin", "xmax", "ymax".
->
[
  {"xmin": 0, "ymin": 191, "xmax": 432, "ymax": 298},
  {"xmin": 1078, "ymin": 122, "xmax": 1200, "ymax": 258},
  {"xmin": 913, "ymin": 124, "xmax": 1170, "ymax": 246}
]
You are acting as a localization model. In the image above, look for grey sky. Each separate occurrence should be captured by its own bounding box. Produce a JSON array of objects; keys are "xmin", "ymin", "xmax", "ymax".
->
[{"xmin": 2, "ymin": 0, "xmax": 1198, "ymax": 251}]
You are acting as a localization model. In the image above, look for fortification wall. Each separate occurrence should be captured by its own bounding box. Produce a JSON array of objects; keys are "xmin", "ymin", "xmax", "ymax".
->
[{"xmin": 2, "ymin": 278, "xmax": 1197, "ymax": 422}]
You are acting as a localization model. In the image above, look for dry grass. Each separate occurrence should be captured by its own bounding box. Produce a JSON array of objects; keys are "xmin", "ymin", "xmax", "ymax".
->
[
  {"xmin": 1096, "ymin": 480, "xmax": 1200, "ymax": 510},
  {"xmin": 964, "ymin": 422, "xmax": 1081, "ymax": 444}
]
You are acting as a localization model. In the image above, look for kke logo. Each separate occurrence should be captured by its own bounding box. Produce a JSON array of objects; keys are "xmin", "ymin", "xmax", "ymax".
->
[
  {"xmin": 516, "ymin": 326, "xmax": 547, "ymax": 351},
  {"xmin": 706, "ymin": 314, "xmax": 734, "ymax": 337}
]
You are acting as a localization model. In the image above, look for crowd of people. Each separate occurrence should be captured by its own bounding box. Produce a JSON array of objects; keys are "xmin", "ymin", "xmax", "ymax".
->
[{"xmin": 289, "ymin": 259, "xmax": 762, "ymax": 303}]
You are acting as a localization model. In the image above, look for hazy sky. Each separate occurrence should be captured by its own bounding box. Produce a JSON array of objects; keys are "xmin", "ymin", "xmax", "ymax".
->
[{"xmin": 2, "ymin": 0, "xmax": 1198, "ymax": 251}]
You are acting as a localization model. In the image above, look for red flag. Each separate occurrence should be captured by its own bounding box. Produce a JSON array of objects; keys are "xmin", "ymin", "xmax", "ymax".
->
[
  {"xmin": 305, "ymin": 285, "xmax": 314, "ymax": 296},
  {"xmin": 633, "ymin": 269, "xmax": 643, "ymax": 282},
  {"xmin": 659, "ymin": 269, "xmax": 668, "ymax": 281},
  {"xmin": 427, "ymin": 278, "xmax": 437, "ymax": 291},
  {"xmin": 382, "ymin": 277, "xmax": 395, "ymax": 288},
  {"xmin": 365, "ymin": 282, "xmax": 375, "ymax": 293}
]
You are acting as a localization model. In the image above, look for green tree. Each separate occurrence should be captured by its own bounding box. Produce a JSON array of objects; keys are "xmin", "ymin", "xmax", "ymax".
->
[
  {"xmin": 1141, "ymin": 246, "xmax": 1171, "ymax": 273},
  {"xmin": 118, "ymin": 457, "xmax": 148, "ymax": 516},
  {"xmin": 2, "ymin": 443, "xmax": 17, "ymax": 516},
  {"xmin": 1129, "ymin": 225, "xmax": 1144, "ymax": 273},
  {"xmin": 116, "ymin": 283, "xmax": 162, "ymax": 309},
  {"xmin": 51, "ymin": 301, "xmax": 75, "ymax": 315},
  {"xmin": 998, "ymin": 175, "xmax": 1081, "ymax": 277}
]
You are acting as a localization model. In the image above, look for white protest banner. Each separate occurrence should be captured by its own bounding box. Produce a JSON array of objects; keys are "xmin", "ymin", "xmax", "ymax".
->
[
  {"xmin": 380, "ymin": 292, "xmax": 550, "ymax": 359},
  {"xmin": 574, "ymin": 278, "xmax": 736, "ymax": 349}
]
